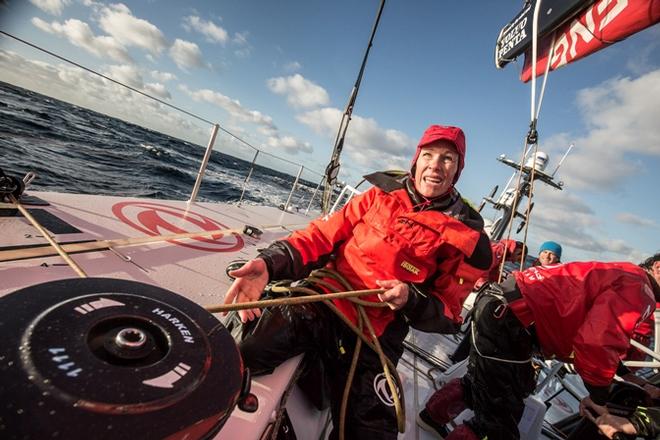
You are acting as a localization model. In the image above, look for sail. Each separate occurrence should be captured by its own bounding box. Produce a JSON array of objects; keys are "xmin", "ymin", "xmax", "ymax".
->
[
  {"xmin": 520, "ymin": 0, "xmax": 660, "ymax": 82},
  {"xmin": 495, "ymin": 0, "xmax": 589, "ymax": 69}
]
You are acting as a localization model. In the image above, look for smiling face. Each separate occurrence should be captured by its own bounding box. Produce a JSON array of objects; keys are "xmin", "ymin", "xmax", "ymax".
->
[
  {"xmin": 413, "ymin": 141, "xmax": 459, "ymax": 198},
  {"xmin": 539, "ymin": 250, "xmax": 560, "ymax": 266}
]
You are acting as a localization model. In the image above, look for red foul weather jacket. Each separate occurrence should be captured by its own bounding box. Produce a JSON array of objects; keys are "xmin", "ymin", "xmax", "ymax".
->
[
  {"xmin": 512, "ymin": 262, "xmax": 655, "ymax": 389},
  {"xmin": 475, "ymin": 239, "xmax": 520, "ymax": 289},
  {"xmin": 259, "ymin": 173, "xmax": 491, "ymax": 337}
]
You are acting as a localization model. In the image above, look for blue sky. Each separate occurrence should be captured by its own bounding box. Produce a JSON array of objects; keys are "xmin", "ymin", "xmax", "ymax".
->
[{"xmin": 0, "ymin": 0, "xmax": 658, "ymax": 263}]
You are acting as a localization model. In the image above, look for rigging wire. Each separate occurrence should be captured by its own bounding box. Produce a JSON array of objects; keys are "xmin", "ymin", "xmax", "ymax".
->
[
  {"xmin": 321, "ymin": 0, "xmax": 386, "ymax": 214},
  {"xmin": 498, "ymin": 1, "xmax": 558, "ymax": 277}
]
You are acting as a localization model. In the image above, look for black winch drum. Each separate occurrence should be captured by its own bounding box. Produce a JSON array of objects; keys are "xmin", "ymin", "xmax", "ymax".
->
[{"xmin": 0, "ymin": 278, "xmax": 244, "ymax": 439}]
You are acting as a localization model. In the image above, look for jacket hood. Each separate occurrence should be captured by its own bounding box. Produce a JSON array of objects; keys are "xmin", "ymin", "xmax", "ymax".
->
[{"xmin": 410, "ymin": 124, "xmax": 466, "ymax": 184}]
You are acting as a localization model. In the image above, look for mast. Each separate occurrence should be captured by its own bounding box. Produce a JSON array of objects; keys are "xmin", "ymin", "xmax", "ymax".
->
[
  {"xmin": 480, "ymin": 151, "xmax": 567, "ymax": 241},
  {"xmin": 320, "ymin": 0, "xmax": 386, "ymax": 215}
]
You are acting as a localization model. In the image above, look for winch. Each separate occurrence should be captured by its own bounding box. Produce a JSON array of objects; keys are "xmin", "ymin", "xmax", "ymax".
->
[{"xmin": 0, "ymin": 278, "xmax": 246, "ymax": 439}]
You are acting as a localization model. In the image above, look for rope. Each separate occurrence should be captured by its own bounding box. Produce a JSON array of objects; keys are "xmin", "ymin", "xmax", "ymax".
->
[
  {"xmin": 340, "ymin": 310, "xmax": 363, "ymax": 438},
  {"xmin": 217, "ymin": 267, "xmax": 406, "ymax": 435},
  {"xmin": 8, "ymin": 194, "xmax": 88, "ymax": 277},
  {"xmin": 497, "ymin": 138, "xmax": 529, "ymax": 283},
  {"xmin": 498, "ymin": 12, "xmax": 558, "ymax": 277},
  {"xmin": 0, "ymin": 222, "xmax": 308, "ymax": 262},
  {"xmin": 204, "ymin": 288, "xmax": 385, "ymax": 313},
  {"xmin": 358, "ymin": 304, "xmax": 405, "ymax": 433},
  {"xmin": 520, "ymin": 145, "xmax": 539, "ymax": 268}
]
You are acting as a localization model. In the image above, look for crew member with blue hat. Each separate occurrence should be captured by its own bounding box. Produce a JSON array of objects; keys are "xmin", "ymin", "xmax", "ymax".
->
[{"xmin": 536, "ymin": 241, "xmax": 562, "ymax": 266}]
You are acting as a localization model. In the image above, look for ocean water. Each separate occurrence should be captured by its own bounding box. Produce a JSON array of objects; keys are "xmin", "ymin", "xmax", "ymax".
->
[{"xmin": 0, "ymin": 81, "xmax": 322, "ymax": 210}]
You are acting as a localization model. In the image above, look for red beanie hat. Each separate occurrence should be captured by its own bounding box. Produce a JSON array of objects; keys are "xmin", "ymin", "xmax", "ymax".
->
[{"xmin": 410, "ymin": 125, "xmax": 466, "ymax": 183}]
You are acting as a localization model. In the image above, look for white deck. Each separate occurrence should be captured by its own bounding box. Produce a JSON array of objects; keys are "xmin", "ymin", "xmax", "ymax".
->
[{"xmin": 0, "ymin": 191, "xmax": 318, "ymax": 439}]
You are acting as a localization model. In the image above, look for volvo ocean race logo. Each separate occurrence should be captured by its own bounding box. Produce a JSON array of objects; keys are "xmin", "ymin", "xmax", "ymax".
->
[
  {"xmin": 373, "ymin": 372, "xmax": 400, "ymax": 407},
  {"xmin": 112, "ymin": 201, "xmax": 244, "ymax": 252}
]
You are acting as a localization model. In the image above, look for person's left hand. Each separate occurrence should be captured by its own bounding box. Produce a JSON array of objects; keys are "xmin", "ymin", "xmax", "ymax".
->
[{"xmin": 375, "ymin": 280, "xmax": 409, "ymax": 310}]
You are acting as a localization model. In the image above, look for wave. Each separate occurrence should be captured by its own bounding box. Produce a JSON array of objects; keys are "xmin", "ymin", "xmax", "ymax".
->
[{"xmin": 0, "ymin": 80, "xmax": 311, "ymax": 206}]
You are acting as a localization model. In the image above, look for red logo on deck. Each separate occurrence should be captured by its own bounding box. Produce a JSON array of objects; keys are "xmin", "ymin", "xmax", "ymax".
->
[{"xmin": 112, "ymin": 201, "xmax": 244, "ymax": 252}]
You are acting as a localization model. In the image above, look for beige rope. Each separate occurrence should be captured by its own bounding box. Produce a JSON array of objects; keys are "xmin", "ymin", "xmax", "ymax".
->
[
  {"xmin": 9, "ymin": 194, "xmax": 87, "ymax": 277},
  {"xmin": 520, "ymin": 145, "xmax": 540, "ymax": 270},
  {"xmin": 227, "ymin": 268, "xmax": 406, "ymax": 435},
  {"xmin": 204, "ymin": 288, "xmax": 384, "ymax": 313},
  {"xmin": 358, "ymin": 305, "xmax": 405, "ymax": 433},
  {"xmin": 497, "ymin": 138, "xmax": 530, "ymax": 283},
  {"xmin": 0, "ymin": 222, "xmax": 308, "ymax": 262}
]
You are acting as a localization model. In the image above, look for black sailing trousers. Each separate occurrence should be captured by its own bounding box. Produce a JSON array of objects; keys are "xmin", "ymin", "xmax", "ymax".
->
[
  {"xmin": 462, "ymin": 282, "xmax": 537, "ymax": 440},
  {"xmin": 239, "ymin": 299, "xmax": 408, "ymax": 440}
]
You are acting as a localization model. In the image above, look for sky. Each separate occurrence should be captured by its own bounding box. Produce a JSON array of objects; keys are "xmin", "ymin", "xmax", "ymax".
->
[{"xmin": 0, "ymin": 0, "xmax": 658, "ymax": 264}]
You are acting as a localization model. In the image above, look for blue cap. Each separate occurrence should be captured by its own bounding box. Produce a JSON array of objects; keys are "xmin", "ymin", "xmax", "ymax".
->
[{"xmin": 539, "ymin": 241, "xmax": 562, "ymax": 259}]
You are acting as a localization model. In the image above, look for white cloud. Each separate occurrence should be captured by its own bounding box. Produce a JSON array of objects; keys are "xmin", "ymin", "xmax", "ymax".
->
[
  {"xmin": 548, "ymin": 69, "xmax": 660, "ymax": 190},
  {"xmin": 144, "ymin": 82, "xmax": 171, "ymax": 100},
  {"xmin": 616, "ymin": 212, "xmax": 658, "ymax": 228},
  {"xmin": 105, "ymin": 64, "xmax": 143, "ymax": 88},
  {"xmin": 169, "ymin": 39, "xmax": 206, "ymax": 70},
  {"xmin": 0, "ymin": 50, "xmax": 206, "ymax": 146},
  {"xmin": 518, "ymin": 186, "xmax": 643, "ymax": 261},
  {"xmin": 150, "ymin": 70, "xmax": 176, "ymax": 82},
  {"xmin": 179, "ymin": 85, "xmax": 276, "ymax": 133},
  {"xmin": 179, "ymin": 85, "xmax": 314, "ymax": 155},
  {"xmin": 31, "ymin": 17, "xmax": 132, "ymax": 64},
  {"xmin": 183, "ymin": 16, "xmax": 228, "ymax": 44},
  {"xmin": 30, "ymin": 0, "xmax": 71, "ymax": 15},
  {"xmin": 103, "ymin": 65, "xmax": 172, "ymax": 99},
  {"xmin": 297, "ymin": 107, "xmax": 413, "ymax": 171},
  {"xmin": 98, "ymin": 4, "xmax": 167, "ymax": 55},
  {"xmin": 266, "ymin": 135, "xmax": 313, "ymax": 155},
  {"xmin": 267, "ymin": 74, "xmax": 329, "ymax": 109}
]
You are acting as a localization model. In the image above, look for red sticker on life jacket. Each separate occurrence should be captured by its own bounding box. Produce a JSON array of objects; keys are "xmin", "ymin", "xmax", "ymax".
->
[{"xmin": 112, "ymin": 201, "xmax": 244, "ymax": 252}]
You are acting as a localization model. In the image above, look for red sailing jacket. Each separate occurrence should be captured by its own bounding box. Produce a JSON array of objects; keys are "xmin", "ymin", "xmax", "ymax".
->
[
  {"xmin": 625, "ymin": 301, "xmax": 659, "ymax": 364},
  {"xmin": 475, "ymin": 239, "xmax": 520, "ymax": 288},
  {"xmin": 512, "ymin": 262, "xmax": 655, "ymax": 387},
  {"xmin": 261, "ymin": 175, "xmax": 490, "ymax": 337}
]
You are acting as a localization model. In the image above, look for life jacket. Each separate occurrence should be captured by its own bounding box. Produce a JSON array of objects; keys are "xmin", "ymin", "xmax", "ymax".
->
[{"xmin": 284, "ymin": 173, "xmax": 488, "ymax": 336}]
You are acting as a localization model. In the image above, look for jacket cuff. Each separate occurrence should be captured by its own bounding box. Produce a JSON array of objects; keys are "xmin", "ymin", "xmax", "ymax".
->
[
  {"xmin": 400, "ymin": 284, "xmax": 426, "ymax": 320},
  {"xmin": 258, "ymin": 241, "xmax": 295, "ymax": 281},
  {"xmin": 259, "ymin": 254, "xmax": 275, "ymax": 281}
]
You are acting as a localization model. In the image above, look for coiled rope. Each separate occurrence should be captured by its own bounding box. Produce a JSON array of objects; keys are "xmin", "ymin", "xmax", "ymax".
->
[{"xmin": 209, "ymin": 267, "xmax": 407, "ymax": 437}]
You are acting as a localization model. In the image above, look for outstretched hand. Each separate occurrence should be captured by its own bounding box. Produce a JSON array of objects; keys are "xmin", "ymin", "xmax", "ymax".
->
[
  {"xmin": 223, "ymin": 258, "xmax": 269, "ymax": 323},
  {"xmin": 376, "ymin": 280, "xmax": 409, "ymax": 310}
]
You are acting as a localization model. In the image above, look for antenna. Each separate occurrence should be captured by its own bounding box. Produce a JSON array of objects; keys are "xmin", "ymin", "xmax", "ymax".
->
[{"xmin": 551, "ymin": 143, "xmax": 574, "ymax": 177}]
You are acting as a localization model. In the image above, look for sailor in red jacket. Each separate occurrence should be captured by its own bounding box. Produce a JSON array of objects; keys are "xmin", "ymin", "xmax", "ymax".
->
[
  {"xmin": 474, "ymin": 239, "xmax": 526, "ymax": 290},
  {"xmin": 223, "ymin": 124, "xmax": 492, "ymax": 439},
  {"xmin": 419, "ymin": 261, "xmax": 658, "ymax": 440}
]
